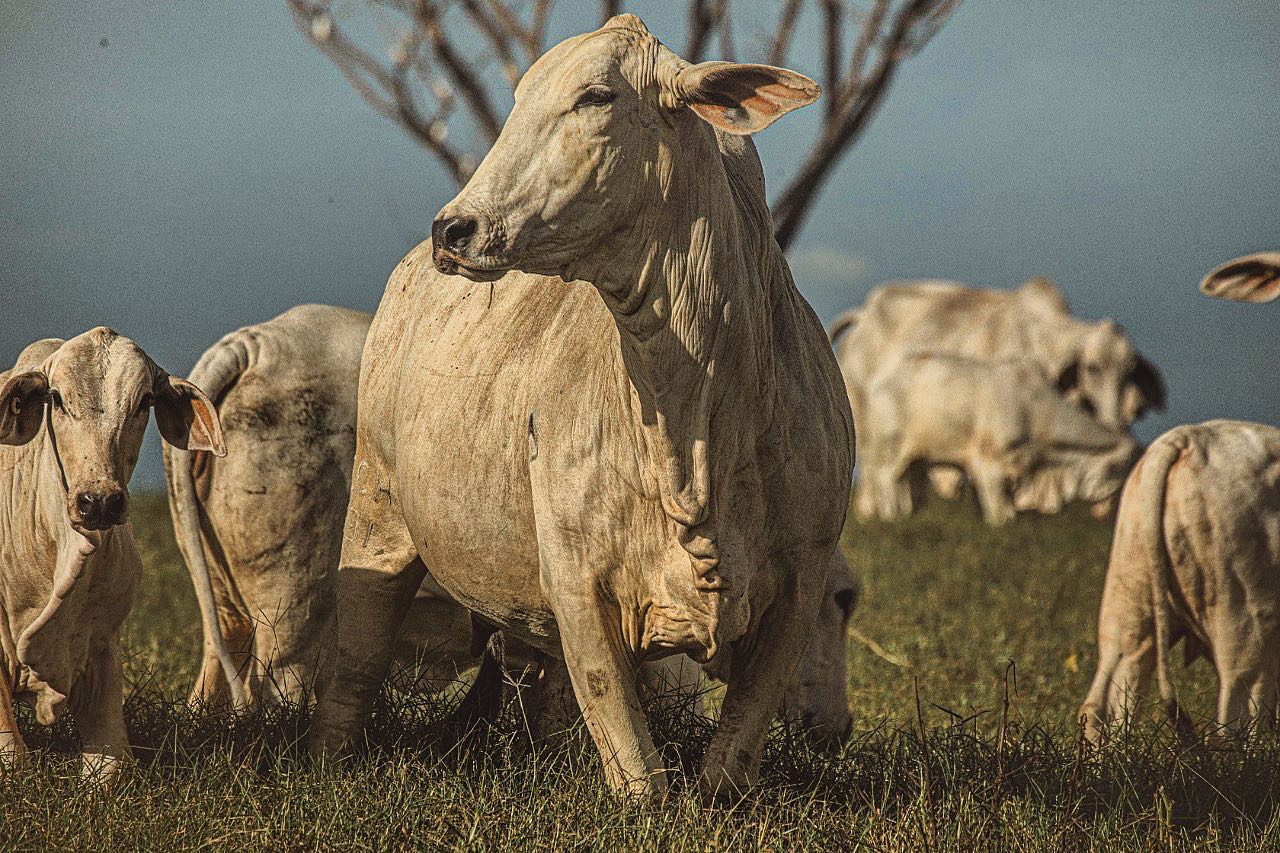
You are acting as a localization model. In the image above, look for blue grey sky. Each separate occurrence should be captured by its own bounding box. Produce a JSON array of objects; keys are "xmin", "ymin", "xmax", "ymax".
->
[{"xmin": 2, "ymin": 1, "xmax": 1278, "ymax": 489}]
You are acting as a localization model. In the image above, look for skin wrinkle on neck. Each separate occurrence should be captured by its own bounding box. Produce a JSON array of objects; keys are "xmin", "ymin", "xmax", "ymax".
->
[{"xmin": 578, "ymin": 100, "xmax": 778, "ymax": 594}]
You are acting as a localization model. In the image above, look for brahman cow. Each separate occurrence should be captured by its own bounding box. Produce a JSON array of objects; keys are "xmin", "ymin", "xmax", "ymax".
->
[
  {"xmin": 162, "ymin": 304, "xmax": 483, "ymax": 709},
  {"xmin": 0, "ymin": 328, "xmax": 224, "ymax": 779},
  {"xmin": 1080, "ymin": 421, "xmax": 1280, "ymax": 741},
  {"xmin": 858, "ymin": 352, "xmax": 1139, "ymax": 525},
  {"xmin": 310, "ymin": 15, "xmax": 854, "ymax": 800},
  {"xmin": 831, "ymin": 278, "xmax": 1163, "ymax": 512}
]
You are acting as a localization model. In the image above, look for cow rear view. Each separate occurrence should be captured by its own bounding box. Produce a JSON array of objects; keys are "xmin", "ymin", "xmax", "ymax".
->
[{"xmin": 1080, "ymin": 421, "xmax": 1280, "ymax": 741}]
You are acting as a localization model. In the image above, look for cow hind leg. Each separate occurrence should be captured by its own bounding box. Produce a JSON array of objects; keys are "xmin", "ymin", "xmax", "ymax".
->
[{"xmin": 1079, "ymin": 636, "xmax": 1154, "ymax": 744}]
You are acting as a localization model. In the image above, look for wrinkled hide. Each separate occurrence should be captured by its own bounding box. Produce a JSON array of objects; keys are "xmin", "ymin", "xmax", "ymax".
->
[
  {"xmin": 858, "ymin": 353, "xmax": 1138, "ymax": 525},
  {"xmin": 1080, "ymin": 421, "xmax": 1280, "ymax": 741}
]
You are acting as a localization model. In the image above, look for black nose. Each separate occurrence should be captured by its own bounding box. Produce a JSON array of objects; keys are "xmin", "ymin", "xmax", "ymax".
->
[
  {"xmin": 76, "ymin": 490, "xmax": 126, "ymax": 527},
  {"xmin": 432, "ymin": 216, "xmax": 477, "ymax": 254}
]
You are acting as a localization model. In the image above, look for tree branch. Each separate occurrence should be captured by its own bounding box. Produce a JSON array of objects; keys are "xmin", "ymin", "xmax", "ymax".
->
[
  {"xmin": 286, "ymin": 0, "xmax": 473, "ymax": 184},
  {"xmin": 767, "ymin": 0, "xmax": 805, "ymax": 66},
  {"xmin": 771, "ymin": 0, "xmax": 958, "ymax": 250},
  {"xmin": 414, "ymin": 1, "xmax": 505, "ymax": 143}
]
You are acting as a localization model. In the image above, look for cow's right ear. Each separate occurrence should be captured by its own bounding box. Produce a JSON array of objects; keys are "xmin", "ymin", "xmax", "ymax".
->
[
  {"xmin": 1201, "ymin": 253, "xmax": 1280, "ymax": 303},
  {"xmin": 155, "ymin": 376, "xmax": 226, "ymax": 457},
  {"xmin": 0, "ymin": 371, "xmax": 49, "ymax": 446}
]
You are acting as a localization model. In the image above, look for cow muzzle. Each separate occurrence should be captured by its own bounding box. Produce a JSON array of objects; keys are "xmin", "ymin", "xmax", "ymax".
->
[
  {"xmin": 430, "ymin": 212, "xmax": 507, "ymax": 280},
  {"xmin": 70, "ymin": 483, "xmax": 127, "ymax": 530}
]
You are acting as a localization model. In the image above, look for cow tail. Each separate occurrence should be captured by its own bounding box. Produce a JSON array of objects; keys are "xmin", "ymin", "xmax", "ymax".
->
[
  {"xmin": 164, "ymin": 333, "xmax": 253, "ymax": 708},
  {"xmin": 827, "ymin": 308, "xmax": 862, "ymax": 343},
  {"xmin": 1138, "ymin": 431, "xmax": 1189, "ymax": 734}
]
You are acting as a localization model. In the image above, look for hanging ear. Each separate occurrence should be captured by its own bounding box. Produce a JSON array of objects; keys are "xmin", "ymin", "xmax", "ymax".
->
[
  {"xmin": 1127, "ymin": 354, "xmax": 1166, "ymax": 417},
  {"xmin": 155, "ymin": 376, "xmax": 226, "ymax": 456},
  {"xmin": 1201, "ymin": 252, "xmax": 1280, "ymax": 303},
  {"xmin": 1054, "ymin": 360, "xmax": 1080, "ymax": 395},
  {"xmin": 671, "ymin": 61, "xmax": 819, "ymax": 135},
  {"xmin": 0, "ymin": 371, "xmax": 49, "ymax": 446}
]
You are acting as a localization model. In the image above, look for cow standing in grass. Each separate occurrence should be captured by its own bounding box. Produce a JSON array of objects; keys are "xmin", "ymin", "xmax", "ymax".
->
[
  {"xmin": 310, "ymin": 15, "xmax": 854, "ymax": 800},
  {"xmin": 1079, "ymin": 253, "xmax": 1280, "ymax": 741},
  {"xmin": 0, "ymin": 328, "xmax": 224, "ymax": 779}
]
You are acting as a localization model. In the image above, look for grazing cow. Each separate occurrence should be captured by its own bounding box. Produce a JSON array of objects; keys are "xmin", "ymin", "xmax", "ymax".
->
[
  {"xmin": 858, "ymin": 353, "xmax": 1139, "ymax": 525},
  {"xmin": 311, "ymin": 15, "xmax": 854, "ymax": 800},
  {"xmin": 0, "ymin": 328, "xmax": 224, "ymax": 779},
  {"xmin": 1201, "ymin": 252, "xmax": 1280, "ymax": 304},
  {"xmin": 831, "ymin": 278, "xmax": 1162, "ymax": 515},
  {"xmin": 1080, "ymin": 421, "xmax": 1280, "ymax": 741}
]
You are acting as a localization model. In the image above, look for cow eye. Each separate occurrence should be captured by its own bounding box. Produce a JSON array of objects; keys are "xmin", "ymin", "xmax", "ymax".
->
[
  {"xmin": 575, "ymin": 87, "xmax": 616, "ymax": 109},
  {"xmin": 834, "ymin": 588, "xmax": 856, "ymax": 617}
]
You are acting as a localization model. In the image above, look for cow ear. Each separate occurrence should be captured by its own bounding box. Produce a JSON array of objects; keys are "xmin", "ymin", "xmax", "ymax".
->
[
  {"xmin": 1128, "ymin": 354, "xmax": 1166, "ymax": 416},
  {"xmin": 155, "ymin": 376, "xmax": 226, "ymax": 457},
  {"xmin": 1201, "ymin": 253, "xmax": 1280, "ymax": 303},
  {"xmin": 672, "ymin": 61, "xmax": 819, "ymax": 135},
  {"xmin": 1054, "ymin": 360, "xmax": 1080, "ymax": 395},
  {"xmin": 0, "ymin": 371, "xmax": 49, "ymax": 446}
]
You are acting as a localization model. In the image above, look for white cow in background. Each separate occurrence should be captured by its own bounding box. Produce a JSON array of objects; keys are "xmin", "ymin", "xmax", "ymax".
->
[{"xmin": 859, "ymin": 352, "xmax": 1139, "ymax": 525}]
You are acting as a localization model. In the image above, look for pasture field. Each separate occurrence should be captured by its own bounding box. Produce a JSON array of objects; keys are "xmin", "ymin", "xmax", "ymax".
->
[{"xmin": 3, "ymin": 493, "xmax": 1279, "ymax": 850}]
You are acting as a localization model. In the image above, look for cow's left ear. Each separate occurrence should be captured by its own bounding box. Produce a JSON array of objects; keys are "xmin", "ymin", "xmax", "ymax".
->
[
  {"xmin": 1128, "ymin": 354, "xmax": 1166, "ymax": 417},
  {"xmin": 155, "ymin": 376, "xmax": 226, "ymax": 457},
  {"xmin": 0, "ymin": 370, "xmax": 49, "ymax": 446},
  {"xmin": 1201, "ymin": 253, "xmax": 1280, "ymax": 303},
  {"xmin": 672, "ymin": 61, "xmax": 819, "ymax": 135}
]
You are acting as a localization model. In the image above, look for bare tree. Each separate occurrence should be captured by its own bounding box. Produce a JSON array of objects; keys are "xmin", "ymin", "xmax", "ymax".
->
[{"xmin": 286, "ymin": 0, "xmax": 957, "ymax": 250}]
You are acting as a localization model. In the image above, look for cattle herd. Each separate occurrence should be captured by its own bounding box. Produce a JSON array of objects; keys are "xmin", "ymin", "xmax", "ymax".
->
[{"xmin": 1, "ymin": 15, "xmax": 1277, "ymax": 803}]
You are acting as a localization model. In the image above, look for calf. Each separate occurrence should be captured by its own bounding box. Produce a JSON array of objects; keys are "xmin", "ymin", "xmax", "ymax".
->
[
  {"xmin": 858, "ymin": 353, "xmax": 1138, "ymax": 525},
  {"xmin": 1080, "ymin": 421, "xmax": 1280, "ymax": 741},
  {"xmin": 0, "ymin": 328, "xmax": 223, "ymax": 779}
]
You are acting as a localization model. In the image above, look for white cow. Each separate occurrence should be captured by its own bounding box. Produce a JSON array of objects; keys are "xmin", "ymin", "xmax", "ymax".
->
[
  {"xmin": 1, "ymin": 328, "xmax": 223, "ymax": 779},
  {"xmin": 310, "ymin": 15, "xmax": 854, "ymax": 800},
  {"xmin": 859, "ymin": 352, "xmax": 1139, "ymax": 525},
  {"xmin": 1080, "ymin": 421, "xmax": 1280, "ymax": 741}
]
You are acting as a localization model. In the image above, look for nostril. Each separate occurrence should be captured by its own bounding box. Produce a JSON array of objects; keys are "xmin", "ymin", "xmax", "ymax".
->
[
  {"xmin": 103, "ymin": 492, "xmax": 125, "ymax": 518},
  {"xmin": 76, "ymin": 492, "xmax": 97, "ymax": 515},
  {"xmin": 432, "ymin": 216, "xmax": 477, "ymax": 253}
]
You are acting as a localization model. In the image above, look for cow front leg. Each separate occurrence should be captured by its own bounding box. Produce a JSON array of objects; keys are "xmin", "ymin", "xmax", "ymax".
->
[
  {"xmin": 74, "ymin": 637, "xmax": 131, "ymax": 783},
  {"xmin": 969, "ymin": 456, "xmax": 1015, "ymax": 525},
  {"xmin": 0, "ymin": 652, "xmax": 27, "ymax": 768},
  {"xmin": 701, "ymin": 558, "xmax": 821, "ymax": 803},
  {"xmin": 309, "ymin": 556, "xmax": 425, "ymax": 756},
  {"xmin": 545, "ymin": 580, "xmax": 666, "ymax": 798}
]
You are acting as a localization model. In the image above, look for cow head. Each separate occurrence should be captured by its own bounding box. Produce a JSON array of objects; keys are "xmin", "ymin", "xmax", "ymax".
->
[
  {"xmin": 782, "ymin": 551, "xmax": 857, "ymax": 749},
  {"xmin": 0, "ymin": 328, "xmax": 225, "ymax": 533},
  {"xmin": 1201, "ymin": 252, "xmax": 1280, "ymax": 304},
  {"xmin": 1011, "ymin": 412, "xmax": 1140, "ymax": 515},
  {"xmin": 1055, "ymin": 320, "xmax": 1165, "ymax": 428},
  {"xmin": 430, "ymin": 14, "xmax": 817, "ymax": 282}
]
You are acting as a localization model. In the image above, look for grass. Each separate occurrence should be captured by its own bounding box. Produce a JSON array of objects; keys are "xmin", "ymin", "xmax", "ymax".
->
[{"xmin": 3, "ymin": 492, "xmax": 1278, "ymax": 850}]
